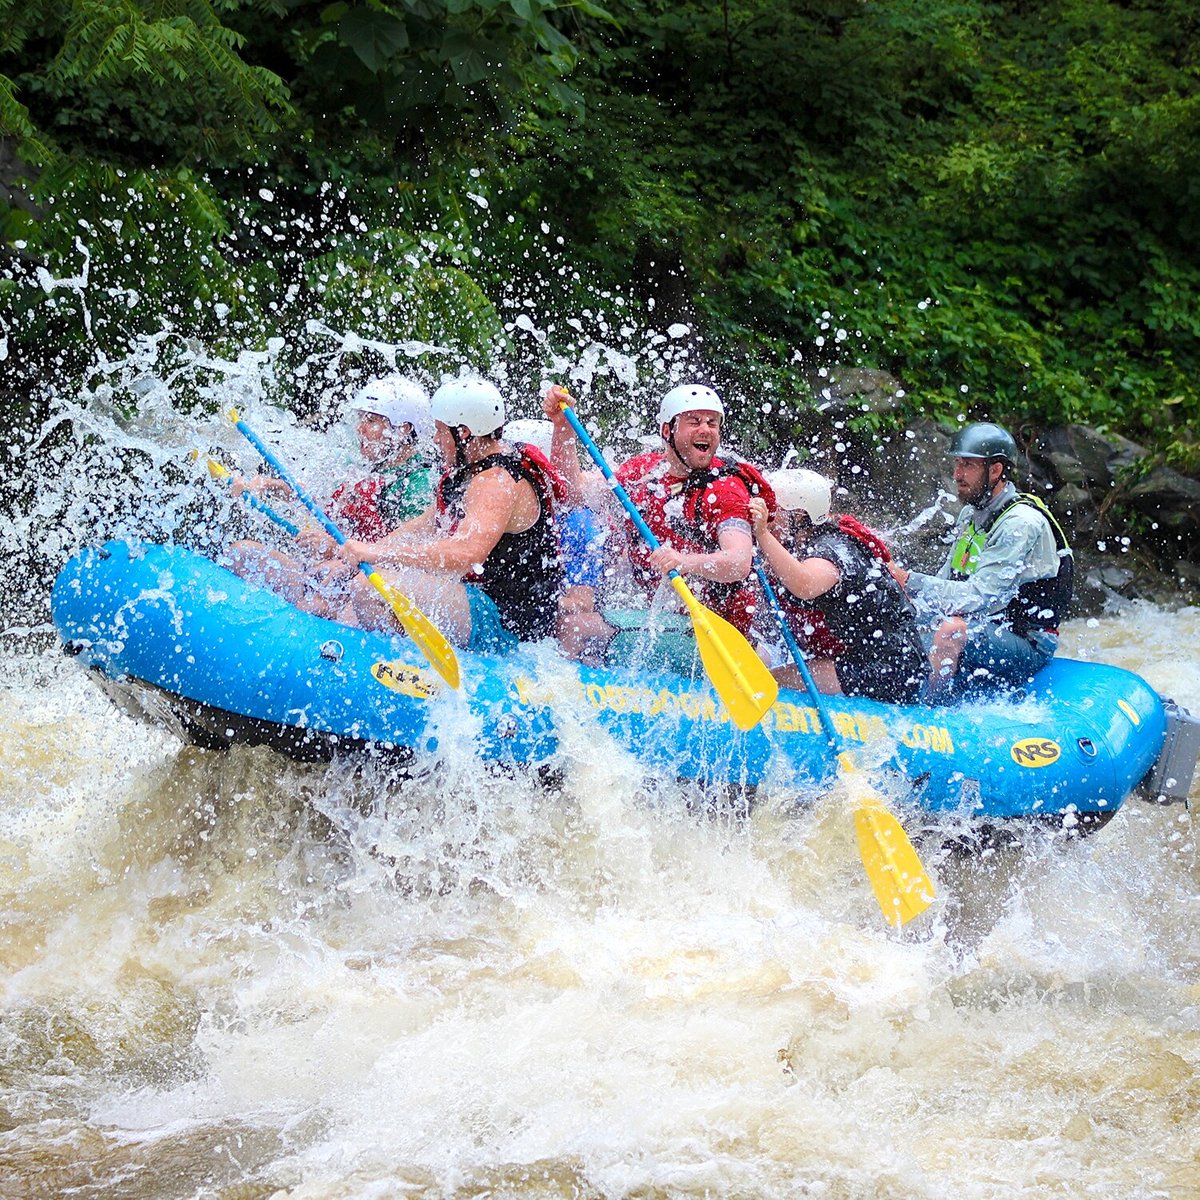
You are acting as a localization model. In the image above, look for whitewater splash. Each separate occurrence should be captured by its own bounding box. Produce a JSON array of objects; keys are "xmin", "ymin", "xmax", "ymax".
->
[
  {"xmin": 3, "ymin": 202, "xmax": 1199, "ymax": 1199},
  {"xmin": 2, "ymin": 605, "xmax": 1198, "ymax": 1197}
]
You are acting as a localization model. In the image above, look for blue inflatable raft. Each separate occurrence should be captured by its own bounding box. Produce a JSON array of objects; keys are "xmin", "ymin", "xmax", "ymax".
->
[{"xmin": 50, "ymin": 540, "xmax": 1197, "ymax": 831}]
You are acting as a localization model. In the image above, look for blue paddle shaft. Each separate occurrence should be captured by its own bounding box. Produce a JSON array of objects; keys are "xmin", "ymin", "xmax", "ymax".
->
[
  {"xmin": 231, "ymin": 415, "xmax": 349, "ymax": 547},
  {"xmin": 755, "ymin": 561, "xmax": 841, "ymax": 754},
  {"xmin": 237, "ymin": 488, "xmax": 300, "ymax": 538},
  {"xmin": 231, "ymin": 413, "xmax": 394, "ymax": 593},
  {"xmin": 558, "ymin": 402, "xmax": 679, "ymax": 579}
]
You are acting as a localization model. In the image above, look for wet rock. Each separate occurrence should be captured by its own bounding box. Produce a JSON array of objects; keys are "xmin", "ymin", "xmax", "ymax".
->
[
  {"xmin": 1028, "ymin": 424, "xmax": 1146, "ymax": 491},
  {"xmin": 1096, "ymin": 565, "xmax": 1136, "ymax": 590},
  {"xmin": 806, "ymin": 367, "xmax": 906, "ymax": 417},
  {"xmin": 1043, "ymin": 452, "xmax": 1088, "ymax": 486},
  {"xmin": 1126, "ymin": 465, "xmax": 1200, "ymax": 511},
  {"xmin": 1047, "ymin": 481, "xmax": 1098, "ymax": 538},
  {"xmin": 1173, "ymin": 560, "xmax": 1200, "ymax": 587},
  {"xmin": 860, "ymin": 419, "xmax": 953, "ymax": 525}
]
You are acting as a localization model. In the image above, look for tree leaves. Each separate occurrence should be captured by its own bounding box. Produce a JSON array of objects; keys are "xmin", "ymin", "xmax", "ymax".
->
[{"xmin": 338, "ymin": 8, "xmax": 410, "ymax": 71}]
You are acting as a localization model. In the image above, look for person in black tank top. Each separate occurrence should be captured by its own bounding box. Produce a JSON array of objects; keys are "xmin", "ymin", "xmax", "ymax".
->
[
  {"xmin": 750, "ymin": 469, "xmax": 926, "ymax": 704},
  {"xmin": 436, "ymin": 448, "xmax": 563, "ymax": 641},
  {"xmin": 295, "ymin": 377, "xmax": 564, "ymax": 655}
]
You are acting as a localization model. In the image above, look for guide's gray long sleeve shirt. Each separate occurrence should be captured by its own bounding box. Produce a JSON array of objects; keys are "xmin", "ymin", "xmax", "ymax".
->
[{"xmin": 906, "ymin": 482, "xmax": 1062, "ymax": 623}]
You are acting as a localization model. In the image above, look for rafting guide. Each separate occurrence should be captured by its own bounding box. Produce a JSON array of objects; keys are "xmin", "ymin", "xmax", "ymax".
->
[{"xmin": 887, "ymin": 422, "xmax": 1074, "ymax": 701}]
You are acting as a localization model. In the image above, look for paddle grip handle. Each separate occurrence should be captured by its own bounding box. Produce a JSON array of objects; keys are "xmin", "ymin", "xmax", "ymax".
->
[
  {"xmin": 557, "ymin": 401, "xmax": 681, "ymax": 582},
  {"xmin": 207, "ymin": 460, "xmax": 301, "ymax": 537},
  {"xmin": 200, "ymin": 456, "xmax": 298, "ymax": 537},
  {"xmin": 754, "ymin": 561, "xmax": 841, "ymax": 754}
]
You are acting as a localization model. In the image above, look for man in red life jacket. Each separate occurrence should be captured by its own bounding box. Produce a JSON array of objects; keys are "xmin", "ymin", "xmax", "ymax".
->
[
  {"xmin": 541, "ymin": 382, "xmax": 772, "ymax": 667},
  {"xmin": 225, "ymin": 374, "xmax": 435, "ymax": 617},
  {"xmin": 302, "ymin": 377, "xmax": 566, "ymax": 653}
]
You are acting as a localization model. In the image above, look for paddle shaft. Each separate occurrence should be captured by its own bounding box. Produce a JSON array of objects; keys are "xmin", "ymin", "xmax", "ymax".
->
[
  {"xmin": 754, "ymin": 562, "xmax": 841, "ymax": 754},
  {"xmin": 204, "ymin": 458, "xmax": 300, "ymax": 537},
  {"xmin": 230, "ymin": 412, "xmax": 356, "ymax": 552},
  {"xmin": 756, "ymin": 559, "xmax": 934, "ymax": 925},
  {"xmin": 557, "ymin": 403, "xmax": 676, "ymax": 567}
]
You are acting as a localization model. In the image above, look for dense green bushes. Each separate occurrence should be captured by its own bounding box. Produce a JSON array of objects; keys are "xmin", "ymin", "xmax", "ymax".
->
[{"xmin": 2, "ymin": 0, "xmax": 1197, "ymax": 467}]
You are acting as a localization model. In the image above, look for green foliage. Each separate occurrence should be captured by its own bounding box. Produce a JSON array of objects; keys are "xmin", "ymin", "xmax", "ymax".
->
[
  {"xmin": 2, "ymin": 164, "xmax": 268, "ymax": 393},
  {"xmin": 303, "ymin": 224, "xmax": 502, "ymax": 353},
  {"xmin": 0, "ymin": 0, "xmax": 292, "ymax": 165},
  {"xmin": 511, "ymin": 0, "xmax": 1200, "ymax": 456},
  {"xmin": 1, "ymin": 0, "xmax": 1199, "ymax": 480},
  {"xmin": 0, "ymin": 0, "xmax": 601, "ymax": 429}
]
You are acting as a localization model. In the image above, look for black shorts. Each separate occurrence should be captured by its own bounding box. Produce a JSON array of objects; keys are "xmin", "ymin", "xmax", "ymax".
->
[{"xmin": 836, "ymin": 652, "xmax": 926, "ymax": 704}]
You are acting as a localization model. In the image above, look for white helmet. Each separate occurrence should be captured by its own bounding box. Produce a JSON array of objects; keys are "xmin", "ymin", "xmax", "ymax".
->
[
  {"xmin": 657, "ymin": 383, "xmax": 725, "ymax": 427},
  {"xmin": 351, "ymin": 375, "xmax": 433, "ymax": 437},
  {"xmin": 504, "ymin": 418, "xmax": 554, "ymax": 457},
  {"xmin": 431, "ymin": 377, "xmax": 506, "ymax": 436},
  {"xmin": 765, "ymin": 468, "xmax": 832, "ymax": 523}
]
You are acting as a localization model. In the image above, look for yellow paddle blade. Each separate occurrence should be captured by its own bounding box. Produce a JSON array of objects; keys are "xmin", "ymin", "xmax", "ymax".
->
[
  {"xmin": 365, "ymin": 568, "xmax": 461, "ymax": 691},
  {"xmin": 670, "ymin": 576, "xmax": 778, "ymax": 731},
  {"xmin": 842, "ymin": 755, "xmax": 935, "ymax": 927}
]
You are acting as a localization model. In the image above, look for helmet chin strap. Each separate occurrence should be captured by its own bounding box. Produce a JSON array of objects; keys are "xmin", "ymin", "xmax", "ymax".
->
[
  {"xmin": 450, "ymin": 425, "xmax": 471, "ymax": 469},
  {"xmin": 663, "ymin": 420, "xmax": 682, "ymax": 464},
  {"xmin": 663, "ymin": 418, "xmax": 715, "ymax": 474}
]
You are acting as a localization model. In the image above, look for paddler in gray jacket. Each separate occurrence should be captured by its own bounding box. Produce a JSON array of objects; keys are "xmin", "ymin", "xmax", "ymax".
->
[{"xmin": 888, "ymin": 422, "xmax": 1073, "ymax": 700}]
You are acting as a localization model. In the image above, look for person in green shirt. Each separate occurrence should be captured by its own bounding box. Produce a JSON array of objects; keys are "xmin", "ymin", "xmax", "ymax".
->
[
  {"xmin": 224, "ymin": 374, "xmax": 435, "ymax": 618},
  {"xmin": 335, "ymin": 376, "xmax": 437, "ymax": 535}
]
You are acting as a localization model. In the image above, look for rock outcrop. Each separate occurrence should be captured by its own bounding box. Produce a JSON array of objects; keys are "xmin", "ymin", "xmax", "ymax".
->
[{"xmin": 779, "ymin": 370, "xmax": 1200, "ymax": 613}]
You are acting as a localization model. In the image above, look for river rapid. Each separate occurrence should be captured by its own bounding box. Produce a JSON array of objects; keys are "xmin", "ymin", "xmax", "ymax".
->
[
  {"xmin": 2, "ymin": 309, "xmax": 1199, "ymax": 1197},
  {"xmin": 1, "ymin": 592, "xmax": 1197, "ymax": 1198}
]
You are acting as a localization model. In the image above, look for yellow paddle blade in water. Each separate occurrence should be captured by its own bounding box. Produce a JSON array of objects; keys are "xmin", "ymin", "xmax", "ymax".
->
[
  {"xmin": 671, "ymin": 576, "xmax": 779, "ymax": 732},
  {"xmin": 365, "ymin": 569, "xmax": 461, "ymax": 691},
  {"xmin": 842, "ymin": 755, "xmax": 935, "ymax": 927}
]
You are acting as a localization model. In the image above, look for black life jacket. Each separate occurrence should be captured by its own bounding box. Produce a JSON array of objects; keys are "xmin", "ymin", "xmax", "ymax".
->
[
  {"xmin": 436, "ymin": 449, "xmax": 564, "ymax": 641},
  {"xmin": 793, "ymin": 526, "xmax": 928, "ymax": 697}
]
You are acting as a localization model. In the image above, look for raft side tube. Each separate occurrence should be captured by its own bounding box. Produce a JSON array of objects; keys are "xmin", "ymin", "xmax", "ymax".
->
[{"xmin": 50, "ymin": 540, "xmax": 1172, "ymax": 825}]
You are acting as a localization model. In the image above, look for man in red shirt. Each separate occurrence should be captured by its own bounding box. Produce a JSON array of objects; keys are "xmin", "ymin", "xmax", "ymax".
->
[{"xmin": 542, "ymin": 382, "xmax": 772, "ymax": 666}]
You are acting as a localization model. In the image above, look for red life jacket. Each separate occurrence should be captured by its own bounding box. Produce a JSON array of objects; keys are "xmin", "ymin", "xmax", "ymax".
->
[
  {"xmin": 615, "ymin": 452, "xmax": 776, "ymax": 635},
  {"xmin": 330, "ymin": 476, "xmax": 390, "ymax": 542}
]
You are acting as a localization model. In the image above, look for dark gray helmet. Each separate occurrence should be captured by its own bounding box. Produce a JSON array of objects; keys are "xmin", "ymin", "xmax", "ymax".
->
[{"xmin": 948, "ymin": 422, "xmax": 1017, "ymax": 465}]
